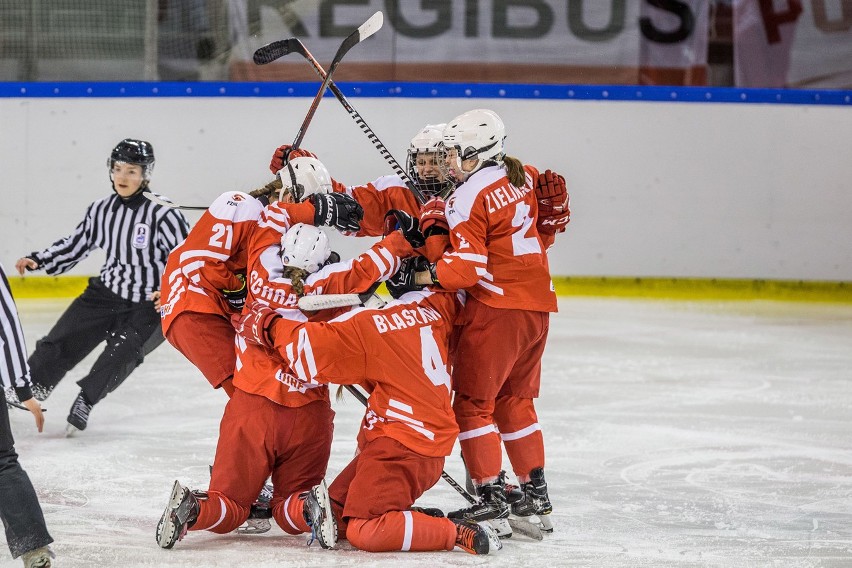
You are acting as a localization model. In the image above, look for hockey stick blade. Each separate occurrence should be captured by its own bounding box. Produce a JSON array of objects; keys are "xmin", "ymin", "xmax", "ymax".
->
[
  {"xmin": 252, "ymin": 39, "xmax": 294, "ymax": 65},
  {"xmin": 298, "ymin": 291, "xmax": 373, "ymax": 311},
  {"xmin": 283, "ymin": 38, "xmax": 426, "ymax": 205},
  {"xmin": 143, "ymin": 192, "xmax": 208, "ymax": 211},
  {"xmin": 289, "ymin": 11, "xmax": 384, "ymax": 152}
]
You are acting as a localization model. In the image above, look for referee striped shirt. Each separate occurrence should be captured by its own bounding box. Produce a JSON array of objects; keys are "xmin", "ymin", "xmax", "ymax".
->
[
  {"xmin": 1, "ymin": 262, "xmax": 33, "ymax": 402},
  {"xmin": 28, "ymin": 190, "xmax": 190, "ymax": 303}
]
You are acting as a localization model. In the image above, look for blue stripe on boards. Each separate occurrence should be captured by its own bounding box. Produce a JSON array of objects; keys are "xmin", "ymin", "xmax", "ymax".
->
[{"xmin": 1, "ymin": 81, "xmax": 851, "ymax": 106}]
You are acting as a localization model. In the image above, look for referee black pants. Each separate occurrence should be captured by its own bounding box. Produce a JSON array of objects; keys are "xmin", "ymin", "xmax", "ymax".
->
[
  {"xmin": 28, "ymin": 277, "xmax": 164, "ymax": 405},
  {"xmin": 0, "ymin": 402, "xmax": 53, "ymax": 558}
]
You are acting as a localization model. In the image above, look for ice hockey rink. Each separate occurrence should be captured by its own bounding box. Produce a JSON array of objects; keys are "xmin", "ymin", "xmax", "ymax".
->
[{"xmin": 3, "ymin": 296, "xmax": 851, "ymax": 568}]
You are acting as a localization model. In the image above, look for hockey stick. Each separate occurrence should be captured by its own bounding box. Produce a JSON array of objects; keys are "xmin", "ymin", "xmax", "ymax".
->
[
  {"xmin": 298, "ymin": 290, "xmax": 374, "ymax": 311},
  {"xmin": 143, "ymin": 192, "xmax": 208, "ymax": 211},
  {"xmin": 277, "ymin": 38, "xmax": 427, "ymax": 206},
  {"xmin": 254, "ymin": 12, "xmax": 383, "ymax": 155},
  {"xmin": 4, "ymin": 398, "xmax": 46, "ymax": 412}
]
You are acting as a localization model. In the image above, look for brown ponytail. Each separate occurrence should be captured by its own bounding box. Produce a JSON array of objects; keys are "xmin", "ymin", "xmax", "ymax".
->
[
  {"xmin": 282, "ymin": 266, "xmax": 308, "ymax": 297},
  {"xmin": 249, "ymin": 177, "xmax": 283, "ymax": 200},
  {"xmin": 502, "ymin": 155, "xmax": 526, "ymax": 187}
]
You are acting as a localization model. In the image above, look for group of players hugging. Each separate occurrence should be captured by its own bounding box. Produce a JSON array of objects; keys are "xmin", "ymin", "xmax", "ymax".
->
[{"xmin": 154, "ymin": 108, "xmax": 571, "ymax": 556}]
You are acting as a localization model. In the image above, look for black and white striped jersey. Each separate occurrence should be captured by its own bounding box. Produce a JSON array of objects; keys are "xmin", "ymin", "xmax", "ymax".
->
[
  {"xmin": 28, "ymin": 190, "xmax": 190, "ymax": 303},
  {"xmin": 0, "ymin": 262, "xmax": 32, "ymax": 401}
]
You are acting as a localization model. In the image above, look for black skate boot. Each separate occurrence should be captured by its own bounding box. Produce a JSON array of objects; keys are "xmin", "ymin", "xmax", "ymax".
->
[
  {"xmin": 511, "ymin": 467, "xmax": 553, "ymax": 532},
  {"xmin": 447, "ymin": 478, "xmax": 511, "ymax": 537},
  {"xmin": 451, "ymin": 518, "xmax": 503, "ymax": 555},
  {"xmin": 65, "ymin": 390, "xmax": 93, "ymax": 436},
  {"xmin": 156, "ymin": 480, "xmax": 201, "ymax": 549},
  {"xmin": 302, "ymin": 480, "xmax": 337, "ymax": 549}
]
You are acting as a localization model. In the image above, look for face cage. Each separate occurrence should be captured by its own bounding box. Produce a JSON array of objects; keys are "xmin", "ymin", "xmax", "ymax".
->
[{"xmin": 407, "ymin": 148, "xmax": 454, "ymax": 198}]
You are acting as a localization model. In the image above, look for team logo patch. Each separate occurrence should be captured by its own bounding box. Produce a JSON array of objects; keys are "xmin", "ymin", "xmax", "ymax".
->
[
  {"xmin": 133, "ymin": 223, "xmax": 151, "ymax": 249},
  {"xmin": 231, "ymin": 194, "xmax": 244, "ymax": 201}
]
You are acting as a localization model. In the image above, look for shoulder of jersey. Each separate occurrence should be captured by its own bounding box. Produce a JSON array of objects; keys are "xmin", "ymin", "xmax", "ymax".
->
[{"xmin": 208, "ymin": 191, "xmax": 264, "ymax": 220}]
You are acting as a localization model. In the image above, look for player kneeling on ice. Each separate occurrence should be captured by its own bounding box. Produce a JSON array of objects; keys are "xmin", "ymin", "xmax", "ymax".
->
[
  {"xmin": 231, "ymin": 262, "xmax": 502, "ymax": 555},
  {"xmin": 157, "ymin": 220, "xmax": 417, "ymax": 551}
]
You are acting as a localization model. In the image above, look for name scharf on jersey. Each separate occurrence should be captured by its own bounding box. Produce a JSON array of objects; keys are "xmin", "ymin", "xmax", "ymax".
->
[{"xmin": 373, "ymin": 305, "xmax": 442, "ymax": 334}]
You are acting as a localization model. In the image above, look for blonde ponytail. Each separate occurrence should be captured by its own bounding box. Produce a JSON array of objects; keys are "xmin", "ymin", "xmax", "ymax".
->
[{"xmin": 249, "ymin": 177, "xmax": 283, "ymax": 200}]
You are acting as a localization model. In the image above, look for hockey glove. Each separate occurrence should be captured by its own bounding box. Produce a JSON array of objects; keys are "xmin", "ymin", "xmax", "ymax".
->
[
  {"xmin": 268, "ymin": 145, "xmax": 319, "ymax": 175},
  {"xmin": 386, "ymin": 257, "xmax": 428, "ymax": 299},
  {"xmin": 222, "ymin": 274, "xmax": 247, "ymax": 311},
  {"xmin": 419, "ymin": 197, "xmax": 449, "ymax": 236},
  {"xmin": 311, "ymin": 192, "xmax": 364, "ymax": 232},
  {"xmin": 231, "ymin": 301, "xmax": 280, "ymax": 349},
  {"xmin": 383, "ymin": 210, "xmax": 425, "ymax": 249},
  {"xmin": 534, "ymin": 170, "xmax": 569, "ymax": 218}
]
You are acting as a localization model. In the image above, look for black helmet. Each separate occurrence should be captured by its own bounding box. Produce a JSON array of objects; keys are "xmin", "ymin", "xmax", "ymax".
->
[{"xmin": 107, "ymin": 139, "xmax": 155, "ymax": 180}]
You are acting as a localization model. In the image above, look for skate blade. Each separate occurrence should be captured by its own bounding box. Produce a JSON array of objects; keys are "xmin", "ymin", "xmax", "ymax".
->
[
  {"xmin": 311, "ymin": 480, "xmax": 337, "ymax": 549},
  {"xmin": 65, "ymin": 423, "xmax": 81, "ymax": 437},
  {"xmin": 538, "ymin": 513, "xmax": 554, "ymax": 533},
  {"xmin": 156, "ymin": 481, "xmax": 185, "ymax": 548},
  {"xmin": 236, "ymin": 518, "xmax": 271, "ymax": 534},
  {"xmin": 507, "ymin": 516, "xmax": 544, "ymax": 541}
]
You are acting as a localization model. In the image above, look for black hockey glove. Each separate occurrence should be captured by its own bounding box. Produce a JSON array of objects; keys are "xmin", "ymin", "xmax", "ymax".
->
[
  {"xmin": 311, "ymin": 192, "xmax": 364, "ymax": 232},
  {"xmin": 383, "ymin": 209, "xmax": 425, "ymax": 249},
  {"xmin": 386, "ymin": 257, "xmax": 428, "ymax": 299},
  {"xmin": 222, "ymin": 274, "xmax": 247, "ymax": 310}
]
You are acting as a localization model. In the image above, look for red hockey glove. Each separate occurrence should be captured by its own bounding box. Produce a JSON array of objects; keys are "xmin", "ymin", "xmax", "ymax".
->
[
  {"xmin": 419, "ymin": 197, "xmax": 448, "ymax": 236},
  {"xmin": 534, "ymin": 170, "xmax": 569, "ymax": 217},
  {"xmin": 269, "ymin": 145, "xmax": 319, "ymax": 175},
  {"xmin": 231, "ymin": 301, "xmax": 280, "ymax": 349}
]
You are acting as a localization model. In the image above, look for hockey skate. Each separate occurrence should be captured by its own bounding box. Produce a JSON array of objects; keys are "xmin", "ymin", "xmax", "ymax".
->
[
  {"xmin": 451, "ymin": 518, "xmax": 502, "ymax": 555},
  {"xmin": 509, "ymin": 467, "xmax": 553, "ymax": 535},
  {"xmin": 65, "ymin": 390, "xmax": 92, "ymax": 436},
  {"xmin": 237, "ymin": 480, "xmax": 274, "ymax": 534},
  {"xmin": 21, "ymin": 545, "xmax": 54, "ymax": 568},
  {"xmin": 447, "ymin": 478, "xmax": 512, "ymax": 538},
  {"xmin": 156, "ymin": 480, "xmax": 200, "ymax": 549},
  {"xmin": 302, "ymin": 480, "xmax": 337, "ymax": 549}
]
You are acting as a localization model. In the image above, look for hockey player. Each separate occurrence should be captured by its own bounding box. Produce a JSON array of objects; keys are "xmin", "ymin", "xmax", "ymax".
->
[
  {"xmin": 156, "ymin": 221, "xmax": 418, "ymax": 550},
  {"xmin": 232, "ymin": 284, "xmax": 502, "ymax": 555},
  {"xmin": 412, "ymin": 109, "xmax": 560, "ymax": 535},
  {"xmin": 159, "ymin": 154, "xmax": 363, "ymax": 396},
  {"xmin": 0, "ymin": 262, "xmax": 54, "ymax": 568},
  {"xmin": 14, "ymin": 139, "xmax": 189, "ymax": 436}
]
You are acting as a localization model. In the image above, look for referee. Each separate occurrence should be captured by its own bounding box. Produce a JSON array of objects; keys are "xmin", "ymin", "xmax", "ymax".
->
[
  {"xmin": 14, "ymin": 139, "xmax": 190, "ymax": 436},
  {"xmin": 1, "ymin": 261, "xmax": 54, "ymax": 566}
]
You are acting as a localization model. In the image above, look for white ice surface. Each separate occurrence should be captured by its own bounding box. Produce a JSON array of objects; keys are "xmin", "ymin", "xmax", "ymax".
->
[{"xmin": 3, "ymin": 297, "xmax": 852, "ymax": 567}]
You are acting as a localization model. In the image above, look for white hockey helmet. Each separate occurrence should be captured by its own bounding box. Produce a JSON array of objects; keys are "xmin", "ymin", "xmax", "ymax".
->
[
  {"xmin": 406, "ymin": 123, "xmax": 452, "ymax": 198},
  {"xmin": 442, "ymin": 109, "xmax": 506, "ymax": 180},
  {"xmin": 276, "ymin": 156, "xmax": 333, "ymax": 203},
  {"xmin": 280, "ymin": 223, "xmax": 331, "ymax": 273}
]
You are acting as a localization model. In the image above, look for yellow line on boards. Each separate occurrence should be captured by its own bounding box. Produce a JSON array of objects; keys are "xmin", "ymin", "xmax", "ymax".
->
[{"xmin": 8, "ymin": 275, "xmax": 852, "ymax": 303}]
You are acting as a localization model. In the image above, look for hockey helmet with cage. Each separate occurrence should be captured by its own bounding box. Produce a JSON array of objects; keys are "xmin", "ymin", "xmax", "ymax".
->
[
  {"xmin": 442, "ymin": 109, "xmax": 506, "ymax": 180},
  {"xmin": 277, "ymin": 156, "xmax": 333, "ymax": 203},
  {"xmin": 406, "ymin": 123, "xmax": 452, "ymax": 198},
  {"xmin": 280, "ymin": 223, "xmax": 331, "ymax": 274},
  {"xmin": 107, "ymin": 138, "xmax": 155, "ymax": 181}
]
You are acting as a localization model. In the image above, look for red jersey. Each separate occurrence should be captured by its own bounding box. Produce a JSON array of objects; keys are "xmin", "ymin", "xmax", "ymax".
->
[
  {"xmin": 340, "ymin": 175, "xmax": 421, "ymax": 237},
  {"xmin": 268, "ymin": 289, "xmax": 462, "ymax": 457},
  {"xmin": 434, "ymin": 165, "xmax": 557, "ymax": 313},
  {"xmin": 159, "ymin": 193, "xmax": 315, "ymax": 334},
  {"xmin": 233, "ymin": 230, "xmax": 415, "ymax": 407}
]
